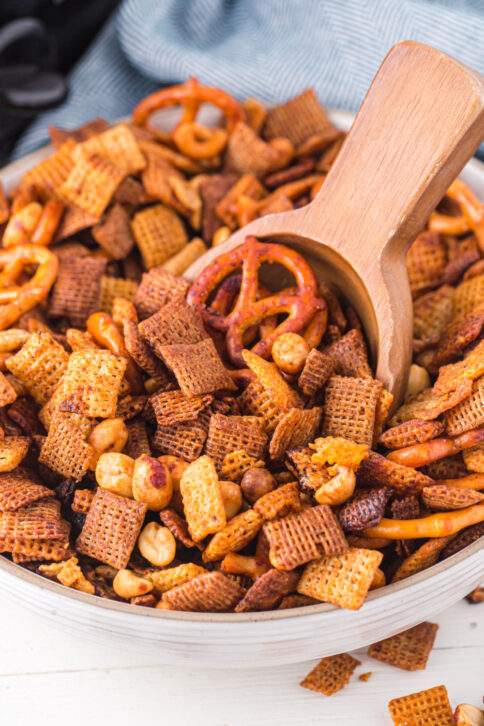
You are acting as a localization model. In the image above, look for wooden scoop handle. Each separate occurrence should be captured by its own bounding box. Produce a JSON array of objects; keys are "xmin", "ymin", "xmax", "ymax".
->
[{"xmin": 296, "ymin": 41, "xmax": 484, "ymax": 260}]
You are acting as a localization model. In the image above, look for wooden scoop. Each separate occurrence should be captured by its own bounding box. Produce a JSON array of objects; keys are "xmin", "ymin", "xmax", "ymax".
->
[{"xmin": 186, "ymin": 41, "xmax": 484, "ymax": 403}]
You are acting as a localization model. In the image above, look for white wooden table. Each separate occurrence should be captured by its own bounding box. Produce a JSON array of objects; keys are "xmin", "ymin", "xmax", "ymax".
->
[{"xmin": 0, "ymin": 597, "xmax": 482, "ymax": 725}]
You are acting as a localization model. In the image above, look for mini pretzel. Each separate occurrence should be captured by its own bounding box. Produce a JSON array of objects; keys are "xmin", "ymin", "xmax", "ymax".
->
[
  {"xmin": 387, "ymin": 428, "xmax": 484, "ymax": 468},
  {"xmin": 173, "ymin": 123, "xmax": 228, "ymax": 159},
  {"xmin": 188, "ymin": 236, "xmax": 326, "ymax": 366},
  {"xmin": 364, "ymin": 502, "xmax": 484, "ymax": 539},
  {"xmin": 429, "ymin": 179, "xmax": 484, "ymax": 248},
  {"xmin": 133, "ymin": 78, "xmax": 246, "ymax": 133},
  {"xmin": 87, "ymin": 311, "xmax": 144, "ymax": 394},
  {"xmin": 0, "ymin": 244, "xmax": 58, "ymax": 330}
]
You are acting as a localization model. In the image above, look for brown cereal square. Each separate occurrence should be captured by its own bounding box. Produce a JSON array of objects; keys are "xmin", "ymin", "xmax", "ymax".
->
[
  {"xmin": 368, "ymin": 622, "xmax": 439, "ymax": 671},
  {"xmin": 0, "ymin": 499, "xmax": 68, "ymax": 551},
  {"xmin": 445, "ymin": 377, "xmax": 484, "ymax": 435},
  {"xmin": 58, "ymin": 349, "xmax": 127, "ymax": 418},
  {"xmin": 54, "ymin": 205, "xmax": 98, "ymax": 240},
  {"xmin": 76, "ymin": 488, "xmax": 147, "ymax": 569},
  {"xmin": 39, "ymin": 410, "xmax": 93, "ymax": 481},
  {"xmin": 225, "ymin": 122, "xmax": 288, "ymax": 178},
  {"xmin": 322, "ymin": 376, "xmax": 382, "ymax": 445},
  {"xmin": 0, "ymin": 371, "xmax": 17, "ymax": 408},
  {"xmin": 123, "ymin": 320, "xmax": 166, "ymax": 379},
  {"xmin": 114, "ymin": 176, "xmax": 150, "ymax": 206},
  {"xmin": 150, "ymin": 389, "xmax": 213, "ymax": 427},
  {"xmin": 5, "ymin": 332, "xmax": 69, "ymax": 405},
  {"xmin": 422, "ymin": 485, "xmax": 483, "ymax": 510},
  {"xmin": 298, "ymin": 348, "xmax": 335, "ymax": 397},
  {"xmin": 413, "ymin": 285, "xmax": 454, "ymax": 351},
  {"xmin": 406, "ymin": 231, "xmax": 447, "ymax": 297},
  {"xmin": 392, "ymin": 536, "xmax": 453, "ymax": 582},
  {"xmin": 93, "ymin": 204, "xmax": 135, "ymax": 260},
  {"xmin": 49, "ymin": 255, "xmax": 107, "ymax": 326},
  {"xmin": 160, "ymin": 338, "xmax": 236, "ymax": 396},
  {"xmin": 379, "ymin": 419, "xmax": 445, "ymax": 449},
  {"xmin": 269, "ymin": 406, "xmax": 322, "ymax": 460},
  {"xmin": 206, "ymin": 413, "xmax": 267, "ymax": 468},
  {"xmin": 131, "ymin": 204, "xmax": 188, "ymax": 269},
  {"xmin": 325, "ymin": 329, "xmax": 372, "ymax": 378},
  {"xmin": 388, "ymin": 685, "xmax": 453, "ymax": 726},
  {"xmin": 264, "ymin": 88, "xmax": 334, "ymax": 146},
  {"xmin": 153, "ymin": 420, "xmax": 207, "ymax": 462},
  {"xmin": 0, "ymin": 473, "xmax": 54, "ymax": 512},
  {"xmin": 254, "ymin": 481, "xmax": 301, "ymax": 521},
  {"xmin": 300, "ymin": 653, "xmax": 361, "ymax": 696},
  {"xmin": 73, "ymin": 124, "xmax": 145, "ymax": 176},
  {"xmin": 134, "ymin": 266, "xmax": 190, "ymax": 319},
  {"xmin": 162, "ymin": 571, "xmax": 244, "ymax": 612},
  {"xmin": 235, "ymin": 569, "xmax": 300, "ymax": 612},
  {"xmin": 124, "ymin": 419, "xmax": 151, "ymax": 458},
  {"xmin": 138, "ymin": 298, "xmax": 207, "ymax": 355},
  {"xmin": 58, "ymin": 153, "xmax": 125, "ymax": 219}
]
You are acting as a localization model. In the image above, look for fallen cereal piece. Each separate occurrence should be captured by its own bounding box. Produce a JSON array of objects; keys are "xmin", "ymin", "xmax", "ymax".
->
[
  {"xmin": 76, "ymin": 488, "xmax": 147, "ymax": 569},
  {"xmin": 205, "ymin": 413, "xmax": 268, "ymax": 469},
  {"xmin": 445, "ymin": 378, "xmax": 484, "ymax": 436},
  {"xmin": 147, "ymin": 563, "xmax": 206, "ymax": 593},
  {"xmin": 297, "ymin": 548, "xmax": 383, "ymax": 610},
  {"xmin": 358, "ymin": 451, "xmax": 434, "ymax": 493},
  {"xmin": 300, "ymin": 653, "xmax": 361, "ymax": 697},
  {"xmin": 161, "ymin": 571, "xmax": 244, "ymax": 612},
  {"xmin": 131, "ymin": 204, "xmax": 188, "ymax": 269},
  {"xmin": 0, "ymin": 436, "xmax": 30, "ymax": 472},
  {"xmin": 311, "ymin": 436, "xmax": 369, "ymax": 470},
  {"xmin": 379, "ymin": 419, "xmax": 445, "ymax": 449},
  {"xmin": 388, "ymin": 685, "xmax": 454, "ymax": 726},
  {"xmin": 339, "ymin": 487, "xmax": 392, "ymax": 532},
  {"xmin": 0, "ymin": 473, "xmax": 53, "ymax": 512},
  {"xmin": 235, "ymin": 569, "xmax": 300, "ymax": 612},
  {"xmin": 5, "ymin": 331, "xmax": 68, "ymax": 405},
  {"xmin": 160, "ymin": 338, "xmax": 236, "ymax": 396},
  {"xmin": 422, "ymin": 485, "xmax": 484, "ymax": 510},
  {"xmin": 220, "ymin": 449, "xmax": 265, "ymax": 483},
  {"xmin": 203, "ymin": 508, "xmax": 262, "ymax": 562},
  {"xmin": 368, "ymin": 621, "xmax": 438, "ymax": 671},
  {"xmin": 150, "ymin": 389, "xmax": 213, "ymax": 427},
  {"xmin": 298, "ymin": 348, "xmax": 335, "ymax": 397},
  {"xmin": 58, "ymin": 153, "xmax": 125, "ymax": 218},
  {"xmin": 264, "ymin": 504, "xmax": 348, "ymax": 571},
  {"xmin": 179, "ymin": 455, "xmax": 226, "ymax": 542},
  {"xmin": 322, "ymin": 376, "xmax": 382, "ymax": 446},
  {"xmin": 269, "ymin": 406, "xmax": 322, "ymax": 460}
]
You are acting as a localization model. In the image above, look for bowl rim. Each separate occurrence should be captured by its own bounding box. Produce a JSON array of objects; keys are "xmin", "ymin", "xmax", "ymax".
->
[{"xmin": 0, "ymin": 108, "xmax": 482, "ymax": 625}]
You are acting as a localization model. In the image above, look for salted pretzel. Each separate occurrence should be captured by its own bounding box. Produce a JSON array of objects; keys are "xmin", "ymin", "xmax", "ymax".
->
[
  {"xmin": 187, "ymin": 236, "xmax": 327, "ymax": 366},
  {"xmin": 132, "ymin": 78, "xmax": 246, "ymax": 133},
  {"xmin": 0, "ymin": 244, "xmax": 58, "ymax": 330},
  {"xmin": 429, "ymin": 178, "xmax": 484, "ymax": 248}
]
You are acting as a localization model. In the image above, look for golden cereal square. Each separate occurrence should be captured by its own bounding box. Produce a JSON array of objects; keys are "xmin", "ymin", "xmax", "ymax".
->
[
  {"xmin": 388, "ymin": 685, "xmax": 453, "ymax": 726},
  {"xmin": 59, "ymin": 349, "xmax": 127, "ymax": 419},
  {"xmin": 131, "ymin": 204, "xmax": 188, "ymax": 269},
  {"xmin": 73, "ymin": 124, "xmax": 145, "ymax": 176},
  {"xmin": 368, "ymin": 622, "xmax": 438, "ymax": 671},
  {"xmin": 5, "ymin": 332, "xmax": 69, "ymax": 405},
  {"xmin": 300, "ymin": 653, "xmax": 361, "ymax": 696},
  {"xmin": 58, "ymin": 153, "xmax": 125, "ymax": 219}
]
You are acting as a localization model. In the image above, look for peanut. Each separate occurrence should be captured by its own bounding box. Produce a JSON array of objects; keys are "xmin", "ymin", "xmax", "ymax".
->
[
  {"xmin": 219, "ymin": 480, "xmax": 243, "ymax": 519},
  {"xmin": 405, "ymin": 364, "xmax": 431, "ymax": 400},
  {"xmin": 271, "ymin": 332, "xmax": 309, "ymax": 374},
  {"xmin": 132, "ymin": 454, "xmax": 173, "ymax": 510},
  {"xmin": 88, "ymin": 417, "xmax": 128, "ymax": 469},
  {"xmin": 314, "ymin": 466, "xmax": 356, "ymax": 505},
  {"xmin": 113, "ymin": 569, "xmax": 153, "ymax": 599},
  {"xmin": 138, "ymin": 523, "xmax": 176, "ymax": 567},
  {"xmin": 241, "ymin": 468, "xmax": 276, "ymax": 504},
  {"xmin": 95, "ymin": 452, "xmax": 134, "ymax": 498},
  {"xmin": 157, "ymin": 455, "xmax": 188, "ymax": 491}
]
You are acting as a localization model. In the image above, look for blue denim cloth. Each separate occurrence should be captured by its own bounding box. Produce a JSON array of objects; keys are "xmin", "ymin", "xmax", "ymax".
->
[{"xmin": 14, "ymin": 0, "xmax": 484, "ymax": 157}]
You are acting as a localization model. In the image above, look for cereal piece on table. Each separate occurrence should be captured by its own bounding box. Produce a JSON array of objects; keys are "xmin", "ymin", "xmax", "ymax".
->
[
  {"xmin": 254, "ymin": 481, "xmax": 301, "ymax": 520},
  {"xmin": 298, "ymin": 348, "xmax": 335, "ymax": 397},
  {"xmin": 221, "ymin": 449, "xmax": 265, "ymax": 483},
  {"xmin": 58, "ymin": 153, "xmax": 125, "ymax": 218},
  {"xmin": 147, "ymin": 563, "xmax": 206, "ymax": 593},
  {"xmin": 453, "ymin": 274, "xmax": 484, "ymax": 321},
  {"xmin": 153, "ymin": 421, "xmax": 207, "ymax": 462},
  {"xmin": 5, "ymin": 332, "xmax": 69, "ymax": 405},
  {"xmin": 161, "ymin": 571, "xmax": 244, "ymax": 612},
  {"xmin": 264, "ymin": 89, "xmax": 334, "ymax": 146},
  {"xmin": 298, "ymin": 548, "xmax": 383, "ymax": 609},
  {"xmin": 206, "ymin": 413, "xmax": 267, "ymax": 468},
  {"xmin": 235, "ymin": 569, "xmax": 300, "ymax": 612},
  {"xmin": 76, "ymin": 488, "xmax": 147, "ymax": 569},
  {"xmin": 124, "ymin": 419, "xmax": 151, "ymax": 458},
  {"xmin": 73, "ymin": 124, "xmax": 145, "ymax": 176},
  {"xmin": 0, "ymin": 499, "xmax": 67, "ymax": 550},
  {"xmin": 358, "ymin": 451, "xmax": 434, "ymax": 492},
  {"xmin": 242, "ymin": 349, "xmax": 302, "ymax": 410},
  {"xmin": 58, "ymin": 349, "xmax": 126, "ymax": 419},
  {"xmin": 150, "ymin": 389, "xmax": 213, "ymax": 427},
  {"xmin": 179, "ymin": 455, "xmax": 226, "ymax": 542},
  {"xmin": 22, "ymin": 140, "xmax": 75, "ymax": 197},
  {"xmin": 0, "ymin": 473, "xmax": 53, "ymax": 512},
  {"xmin": 388, "ymin": 685, "xmax": 454, "ymax": 726},
  {"xmin": 441, "ymin": 522, "xmax": 484, "ymax": 559},
  {"xmin": 160, "ymin": 338, "xmax": 236, "ymax": 397},
  {"xmin": 123, "ymin": 320, "xmax": 166, "ymax": 380},
  {"xmin": 98, "ymin": 276, "xmax": 138, "ymax": 314},
  {"xmin": 131, "ymin": 204, "xmax": 187, "ymax": 269},
  {"xmin": 49, "ymin": 255, "xmax": 107, "ymax": 327},
  {"xmin": 422, "ymin": 484, "xmax": 484, "ymax": 510},
  {"xmin": 392, "ymin": 536, "xmax": 453, "ymax": 582},
  {"xmin": 159, "ymin": 509, "xmax": 199, "ymax": 549},
  {"xmin": 321, "ymin": 376, "xmax": 382, "ymax": 446},
  {"xmin": 413, "ymin": 285, "xmax": 454, "ymax": 351},
  {"xmin": 463, "ymin": 444, "xmax": 484, "ymax": 472},
  {"xmin": 445, "ymin": 377, "xmax": 484, "ymax": 435},
  {"xmin": 93, "ymin": 204, "xmax": 134, "ymax": 260},
  {"xmin": 203, "ymin": 509, "xmax": 262, "ymax": 562},
  {"xmin": 466, "ymin": 588, "xmax": 484, "ymax": 604},
  {"xmin": 269, "ymin": 407, "xmax": 322, "ymax": 461},
  {"xmin": 339, "ymin": 487, "xmax": 392, "ymax": 532},
  {"xmin": 225, "ymin": 122, "xmax": 290, "ymax": 178},
  {"xmin": 162, "ymin": 237, "xmax": 206, "ymax": 276},
  {"xmin": 239, "ymin": 380, "xmax": 288, "ymax": 432},
  {"xmin": 39, "ymin": 410, "xmax": 93, "ymax": 480},
  {"xmin": 286, "ymin": 447, "xmax": 331, "ymax": 493},
  {"xmin": 300, "ymin": 653, "xmax": 361, "ymax": 697},
  {"xmin": 0, "ymin": 371, "xmax": 17, "ymax": 407},
  {"xmin": 433, "ymin": 340, "xmax": 484, "ymax": 394},
  {"xmin": 368, "ymin": 621, "xmax": 439, "ymax": 671},
  {"xmin": 406, "ymin": 231, "xmax": 447, "ymax": 297},
  {"xmin": 134, "ymin": 267, "xmax": 190, "ymax": 319},
  {"xmin": 325, "ymin": 329, "xmax": 372, "ymax": 378},
  {"xmin": 138, "ymin": 298, "xmax": 207, "ymax": 357},
  {"xmin": 0, "ymin": 436, "xmax": 30, "ymax": 472},
  {"xmin": 310, "ymin": 437, "xmax": 369, "ymax": 470},
  {"xmin": 264, "ymin": 504, "xmax": 347, "ymax": 570},
  {"xmin": 380, "ymin": 419, "xmax": 445, "ymax": 449}
]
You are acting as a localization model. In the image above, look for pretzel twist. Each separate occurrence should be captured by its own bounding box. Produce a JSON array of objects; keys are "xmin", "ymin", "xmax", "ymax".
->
[
  {"xmin": 429, "ymin": 179, "xmax": 484, "ymax": 248},
  {"xmin": 188, "ymin": 236, "xmax": 327, "ymax": 366},
  {"xmin": 0, "ymin": 244, "xmax": 58, "ymax": 330},
  {"xmin": 173, "ymin": 122, "xmax": 228, "ymax": 159}
]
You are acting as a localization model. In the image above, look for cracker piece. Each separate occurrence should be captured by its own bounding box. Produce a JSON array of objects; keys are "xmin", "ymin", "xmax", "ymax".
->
[
  {"xmin": 159, "ymin": 509, "xmax": 199, "ymax": 549},
  {"xmin": 153, "ymin": 420, "xmax": 206, "ymax": 462},
  {"xmin": 413, "ymin": 285, "xmax": 454, "ymax": 351},
  {"xmin": 300, "ymin": 653, "xmax": 361, "ymax": 696},
  {"xmin": 254, "ymin": 481, "xmax": 301, "ymax": 520},
  {"xmin": 0, "ymin": 474, "xmax": 53, "ymax": 512},
  {"xmin": 58, "ymin": 153, "xmax": 125, "ymax": 218},
  {"xmin": 286, "ymin": 446, "xmax": 331, "ymax": 493},
  {"xmin": 39, "ymin": 410, "xmax": 93, "ymax": 481},
  {"xmin": 242, "ymin": 349, "xmax": 302, "ymax": 410},
  {"xmin": 5, "ymin": 332, "xmax": 69, "ymax": 405},
  {"xmin": 422, "ymin": 484, "xmax": 484, "ymax": 510},
  {"xmin": 269, "ymin": 407, "xmax": 322, "ymax": 461},
  {"xmin": 150, "ymin": 389, "xmax": 213, "ymax": 427},
  {"xmin": 203, "ymin": 509, "xmax": 263, "ymax": 562},
  {"xmin": 139, "ymin": 298, "xmax": 207, "ymax": 355},
  {"xmin": 179, "ymin": 455, "xmax": 226, "ymax": 541},
  {"xmin": 220, "ymin": 449, "xmax": 265, "ymax": 482},
  {"xmin": 22, "ymin": 140, "xmax": 76, "ymax": 197},
  {"xmin": 453, "ymin": 275, "xmax": 484, "ymax": 321},
  {"xmin": 134, "ymin": 266, "xmax": 189, "ymax": 319},
  {"xmin": 0, "ymin": 499, "xmax": 67, "ymax": 550},
  {"xmin": 434, "ymin": 340, "xmax": 484, "ymax": 394},
  {"xmin": 206, "ymin": 413, "xmax": 267, "ymax": 468},
  {"xmin": 463, "ymin": 443, "xmax": 484, "ymax": 473},
  {"xmin": 141, "ymin": 153, "xmax": 183, "ymax": 206},
  {"xmin": 297, "ymin": 547, "xmax": 383, "ymax": 610},
  {"xmin": 49, "ymin": 255, "xmax": 107, "ymax": 326},
  {"xmin": 0, "ymin": 436, "xmax": 29, "ymax": 472},
  {"xmin": 298, "ymin": 348, "xmax": 335, "ymax": 397},
  {"xmin": 225, "ymin": 122, "xmax": 288, "ymax": 177},
  {"xmin": 147, "ymin": 563, "xmax": 206, "ymax": 593},
  {"xmin": 368, "ymin": 622, "xmax": 438, "ymax": 671},
  {"xmin": 392, "ymin": 536, "xmax": 453, "ymax": 582},
  {"xmin": 239, "ymin": 380, "xmax": 288, "ymax": 432},
  {"xmin": 380, "ymin": 419, "xmax": 445, "ymax": 449},
  {"xmin": 390, "ymin": 381, "xmax": 473, "ymax": 426},
  {"xmin": 123, "ymin": 320, "xmax": 166, "ymax": 379},
  {"xmin": 92, "ymin": 203, "xmax": 134, "ymax": 260},
  {"xmin": 124, "ymin": 419, "xmax": 151, "ymax": 458},
  {"xmin": 131, "ymin": 204, "xmax": 187, "ymax": 269},
  {"xmin": 162, "ymin": 571, "xmax": 244, "ymax": 612},
  {"xmin": 445, "ymin": 377, "xmax": 484, "ymax": 435},
  {"xmin": 264, "ymin": 504, "xmax": 347, "ymax": 570},
  {"xmin": 325, "ymin": 329, "xmax": 372, "ymax": 378},
  {"xmin": 388, "ymin": 685, "xmax": 453, "ymax": 726},
  {"xmin": 76, "ymin": 488, "xmax": 147, "ymax": 569},
  {"xmin": 235, "ymin": 569, "xmax": 300, "ymax": 612},
  {"xmin": 72, "ymin": 489, "xmax": 95, "ymax": 514},
  {"xmin": 264, "ymin": 89, "xmax": 334, "ymax": 146},
  {"xmin": 441, "ymin": 522, "xmax": 484, "ymax": 559},
  {"xmin": 339, "ymin": 487, "xmax": 392, "ymax": 532},
  {"xmin": 73, "ymin": 124, "xmax": 145, "ymax": 176},
  {"xmin": 98, "ymin": 276, "xmax": 138, "ymax": 314},
  {"xmin": 406, "ymin": 231, "xmax": 447, "ymax": 297},
  {"xmin": 160, "ymin": 338, "xmax": 235, "ymax": 396},
  {"xmin": 59, "ymin": 349, "xmax": 126, "ymax": 419},
  {"xmin": 358, "ymin": 452, "xmax": 434, "ymax": 492},
  {"xmin": 0, "ymin": 371, "xmax": 17, "ymax": 407},
  {"xmin": 321, "ymin": 376, "xmax": 382, "ymax": 445}
]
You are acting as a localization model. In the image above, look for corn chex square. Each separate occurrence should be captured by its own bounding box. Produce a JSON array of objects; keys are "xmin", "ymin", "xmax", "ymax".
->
[
  {"xmin": 58, "ymin": 349, "xmax": 127, "ymax": 419},
  {"xmin": 131, "ymin": 204, "xmax": 188, "ymax": 269},
  {"xmin": 58, "ymin": 153, "xmax": 125, "ymax": 219},
  {"xmin": 388, "ymin": 685, "xmax": 453, "ymax": 726}
]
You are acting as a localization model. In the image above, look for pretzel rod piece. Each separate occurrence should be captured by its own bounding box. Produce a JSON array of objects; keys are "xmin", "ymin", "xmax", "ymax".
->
[
  {"xmin": 364, "ymin": 503, "xmax": 484, "ymax": 539},
  {"xmin": 387, "ymin": 428, "xmax": 484, "ymax": 467},
  {"xmin": 435, "ymin": 474, "xmax": 484, "ymax": 491},
  {"xmin": 31, "ymin": 199, "xmax": 64, "ymax": 245}
]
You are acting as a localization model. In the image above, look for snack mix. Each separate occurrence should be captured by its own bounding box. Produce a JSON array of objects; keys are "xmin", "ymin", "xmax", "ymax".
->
[{"xmin": 0, "ymin": 79, "xmax": 481, "ymax": 629}]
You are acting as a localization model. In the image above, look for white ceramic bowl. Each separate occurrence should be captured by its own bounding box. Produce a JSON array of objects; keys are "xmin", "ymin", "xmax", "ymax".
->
[{"xmin": 0, "ymin": 110, "xmax": 482, "ymax": 668}]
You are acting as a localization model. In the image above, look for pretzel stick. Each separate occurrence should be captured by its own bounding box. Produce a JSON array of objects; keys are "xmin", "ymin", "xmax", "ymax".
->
[
  {"xmin": 387, "ymin": 429, "xmax": 484, "ymax": 467},
  {"xmin": 435, "ymin": 474, "xmax": 484, "ymax": 491},
  {"xmin": 31, "ymin": 199, "xmax": 64, "ymax": 245},
  {"xmin": 364, "ymin": 503, "xmax": 484, "ymax": 539}
]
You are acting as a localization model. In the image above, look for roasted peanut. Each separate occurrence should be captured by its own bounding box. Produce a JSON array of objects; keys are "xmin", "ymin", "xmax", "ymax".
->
[
  {"xmin": 314, "ymin": 466, "xmax": 356, "ymax": 505},
  {"xmin": 212, "ymin": 225, "xmax": 231, "ymax": 247},
  {"xmin": 219, "ymin": 480, "xmax": 243, "ymax": 519},
  {"xmin": 241, "ymin": 468, "xmax": 276, "ymax": 504},
  {"xmin": 220, "ymin": 552, "xmax": 268, "ymax": 579},
  {"xmin": 95, "ymin": 452, "xmax": 134, "ymax": 498},
  {"xmin": 138, "ymin": 522, "xmax": 176, "ymax": 567},
  {"xmin": 405, "ymin": 363, "xmax": 431, "ymax": 400},
  {"xmin": 88, "ymin": 417, "xmax": 128, "ymax": 468},
  {"xmin": 271, "ymin": 332, "xmax": 309, "ymax": 374},
  {"xmin": 157, "ymin": 455, "xmax": 188, "ymax": 491},
  {"xmin": 113, "ymin": 569, "xmax": 153, "ymax": 599},
  {"xmin": 132, "ymin": 454, "xmax": 173, "ymax": 510}
]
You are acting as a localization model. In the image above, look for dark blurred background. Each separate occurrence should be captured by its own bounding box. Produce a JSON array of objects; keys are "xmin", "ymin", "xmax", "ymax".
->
[{"xmin": 0, "ymin": 0, "xmax": 119, "ymax": 164}]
